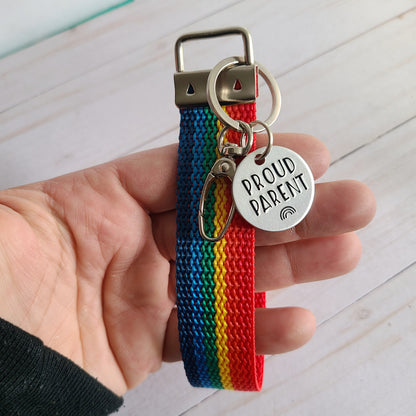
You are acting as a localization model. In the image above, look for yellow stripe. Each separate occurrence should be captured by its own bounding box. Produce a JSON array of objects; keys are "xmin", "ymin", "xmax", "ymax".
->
[{"xmin": 213, "ymin": 117, "xmax": 233, "ymax": 389}]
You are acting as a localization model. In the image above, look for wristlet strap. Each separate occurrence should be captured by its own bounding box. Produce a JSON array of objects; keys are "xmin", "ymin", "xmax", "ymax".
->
[{"xmin": 176, "ymin": 103, "xmax": 265, "ymax": 390}]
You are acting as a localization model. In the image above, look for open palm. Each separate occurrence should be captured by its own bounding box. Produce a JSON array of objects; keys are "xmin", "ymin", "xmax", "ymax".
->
[{"xmin": 0, "ymin": 133, "xmax": 375, "ymax": 396}]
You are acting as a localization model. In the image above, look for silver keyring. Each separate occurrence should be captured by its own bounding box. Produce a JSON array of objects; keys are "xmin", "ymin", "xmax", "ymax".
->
[
  {"xmin": 207, "ymin": 56, "xmax": 281, "ymax": 133},
  {"xmin": 250, "ymin": 120, "xmax": 274, "ymax": 161}
]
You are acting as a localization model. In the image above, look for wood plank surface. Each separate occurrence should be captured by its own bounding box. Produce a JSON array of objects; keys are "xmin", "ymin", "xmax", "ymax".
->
[
  {"xmin": 187, "ymin": 262, "xmax": 416, "ymax": 416},
  {"xmin": 0, "ymin": 0, "xmax": 239, "ymax": 112},
  {"xmin": 1, "ymin": 1, "xmax": 414, "ymax": 187},
  {"xmin": 0, "ymin": 1, "xmax": 415, "ymax": 415}
]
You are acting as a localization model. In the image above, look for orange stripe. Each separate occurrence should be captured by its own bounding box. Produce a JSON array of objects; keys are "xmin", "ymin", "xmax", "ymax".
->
[
  {"xmin": 213, "ymin": 118, "xmax": 233, "ymax": 390},
  {"xmin": 213, "ymin": 103, "xmax": 264, "ymax": 390}
]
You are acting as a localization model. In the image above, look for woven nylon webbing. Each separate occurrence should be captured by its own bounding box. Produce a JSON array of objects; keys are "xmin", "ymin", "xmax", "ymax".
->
[{"xmin": 176, "ymin": 103, "xmax": 265, "ymax": 390}]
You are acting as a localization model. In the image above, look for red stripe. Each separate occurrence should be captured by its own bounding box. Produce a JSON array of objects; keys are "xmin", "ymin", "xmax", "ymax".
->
[{"xmin": 223, "ymin": 103, "xmax": 264, "ymax": 391}]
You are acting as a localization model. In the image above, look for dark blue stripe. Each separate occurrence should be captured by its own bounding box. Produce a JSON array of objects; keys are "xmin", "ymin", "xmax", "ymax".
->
[{"xmin": 176, "ymin": 107, "xmax": 213, "ymax": 387}]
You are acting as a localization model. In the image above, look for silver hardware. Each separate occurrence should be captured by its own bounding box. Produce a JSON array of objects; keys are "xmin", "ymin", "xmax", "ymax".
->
[
  {"xmin": 232, "ymin": 146, "xmax": 315, "ymax": 232},
  {"xmin": 198, "ymin": 122, "xmax": 255, "ymax": 241},
  {"xmin": 217, "ymin": 120, "xmax": 253, "ymax": 157},
  {"xmin": 176, "ymin": 27, "xmax": 313, "ymax": 238},
  {"xmin": 249, "ymin": 120, "xmax": 274, "ymax": 161},
  {"xmin": 174, "ymin": 27, "xmax": 256, "ymax": 107},
  {"xmin": 174, "ymin": 66, "xmax": 256, "ymax": 107},
  {"xmin": 207, "ymin": 56, "xmax": 281, "ymax": 133},
  {"xmin": 174, "ymin": 27, "xmax": 254, "ymax": 72},
  {"xmin": 198, "ymin": 157, "xmax": 237, "ymax": 242}
]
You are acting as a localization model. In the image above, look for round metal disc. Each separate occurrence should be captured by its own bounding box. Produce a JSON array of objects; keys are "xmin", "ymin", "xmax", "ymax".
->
[{"xmin": 232, "ymin": 146, "xmax": 315, "ymax": 232}]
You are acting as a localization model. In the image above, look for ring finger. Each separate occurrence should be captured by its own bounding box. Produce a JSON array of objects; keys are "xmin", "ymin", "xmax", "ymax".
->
[{"xmin": 255, "ymin": 232, "xmax": 361, "ymax": 292}]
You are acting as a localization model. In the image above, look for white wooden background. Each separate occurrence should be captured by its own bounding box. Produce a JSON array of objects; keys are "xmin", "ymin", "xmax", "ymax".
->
[{"xmin": 1, "ymin": 1, "xmax": 415, "ymax": 415}]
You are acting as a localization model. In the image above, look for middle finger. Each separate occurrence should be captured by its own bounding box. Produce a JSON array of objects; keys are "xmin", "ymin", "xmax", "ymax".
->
[
  {"xmin": 255, "ymin": 179, "xmax": 375, "ymax": 246},
  {"xmin": 152, "ymin": 179, "xmax": 374, "ymax": 260}
]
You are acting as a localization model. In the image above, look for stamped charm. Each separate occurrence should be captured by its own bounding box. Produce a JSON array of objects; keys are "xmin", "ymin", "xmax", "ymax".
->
[{"xmin": 232, "ymin": 146, "xmax": 315, "ymax": 232}]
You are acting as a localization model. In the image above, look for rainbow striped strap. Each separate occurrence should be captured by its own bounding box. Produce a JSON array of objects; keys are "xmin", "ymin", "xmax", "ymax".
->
[{"xmin": 176, "ymin": 102, "xmax": 265, "ymax": 390}]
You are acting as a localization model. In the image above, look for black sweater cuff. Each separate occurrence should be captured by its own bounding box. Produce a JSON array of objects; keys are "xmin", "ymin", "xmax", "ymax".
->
[{"xmin": 0, "ymin": 317, "xmax": 123, "ymax": 415}]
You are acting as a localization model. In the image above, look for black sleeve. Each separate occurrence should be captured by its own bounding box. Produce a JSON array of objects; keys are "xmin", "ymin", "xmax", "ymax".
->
[{"xmin": 0, "ymin": 317, "xmax": 123, "ymax": 415}]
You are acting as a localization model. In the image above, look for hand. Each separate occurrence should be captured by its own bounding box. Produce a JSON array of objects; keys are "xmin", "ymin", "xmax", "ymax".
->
[{"xmin": 0, "ymin": 133, "xmax": 375, "ymax": 395}]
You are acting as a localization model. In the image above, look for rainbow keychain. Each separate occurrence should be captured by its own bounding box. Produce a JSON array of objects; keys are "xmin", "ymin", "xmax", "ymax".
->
[{"xmin": 174, "ymin": 27, "xmax": 314, "ymax": 390}]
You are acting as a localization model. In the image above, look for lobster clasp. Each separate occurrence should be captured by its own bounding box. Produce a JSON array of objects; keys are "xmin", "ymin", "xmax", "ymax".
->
[{"xmin": 198, "ymin": 157, "xmax": 237, "ymax": 242}]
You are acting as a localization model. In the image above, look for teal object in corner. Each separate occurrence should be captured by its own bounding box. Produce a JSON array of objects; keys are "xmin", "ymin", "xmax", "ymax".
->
[{"xmin": 0, "ymin": 0, "xmax": 134, "ymax": 59}]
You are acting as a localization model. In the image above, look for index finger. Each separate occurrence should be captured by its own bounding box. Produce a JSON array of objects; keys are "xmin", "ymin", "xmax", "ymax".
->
[
  {"xmin": 112, "ymin": 133, "xmax": 329, "ymax": 213},
  {"xmin": 110, "ymin": 144, "xmax": 179, "ymax": 213},
  {"xmin": 257, "ymin": 132, "xmax": 330, "ymax": 181}
]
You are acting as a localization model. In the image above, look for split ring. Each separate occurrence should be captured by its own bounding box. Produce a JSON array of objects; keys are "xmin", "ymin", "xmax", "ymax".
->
[
  {"xmin": 207, "ymin": 56, "xmax": 281, "ymax": 133},
  {"xmin": 250, "ymin": 120, "xmax": 274, "ymax": 161}
]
